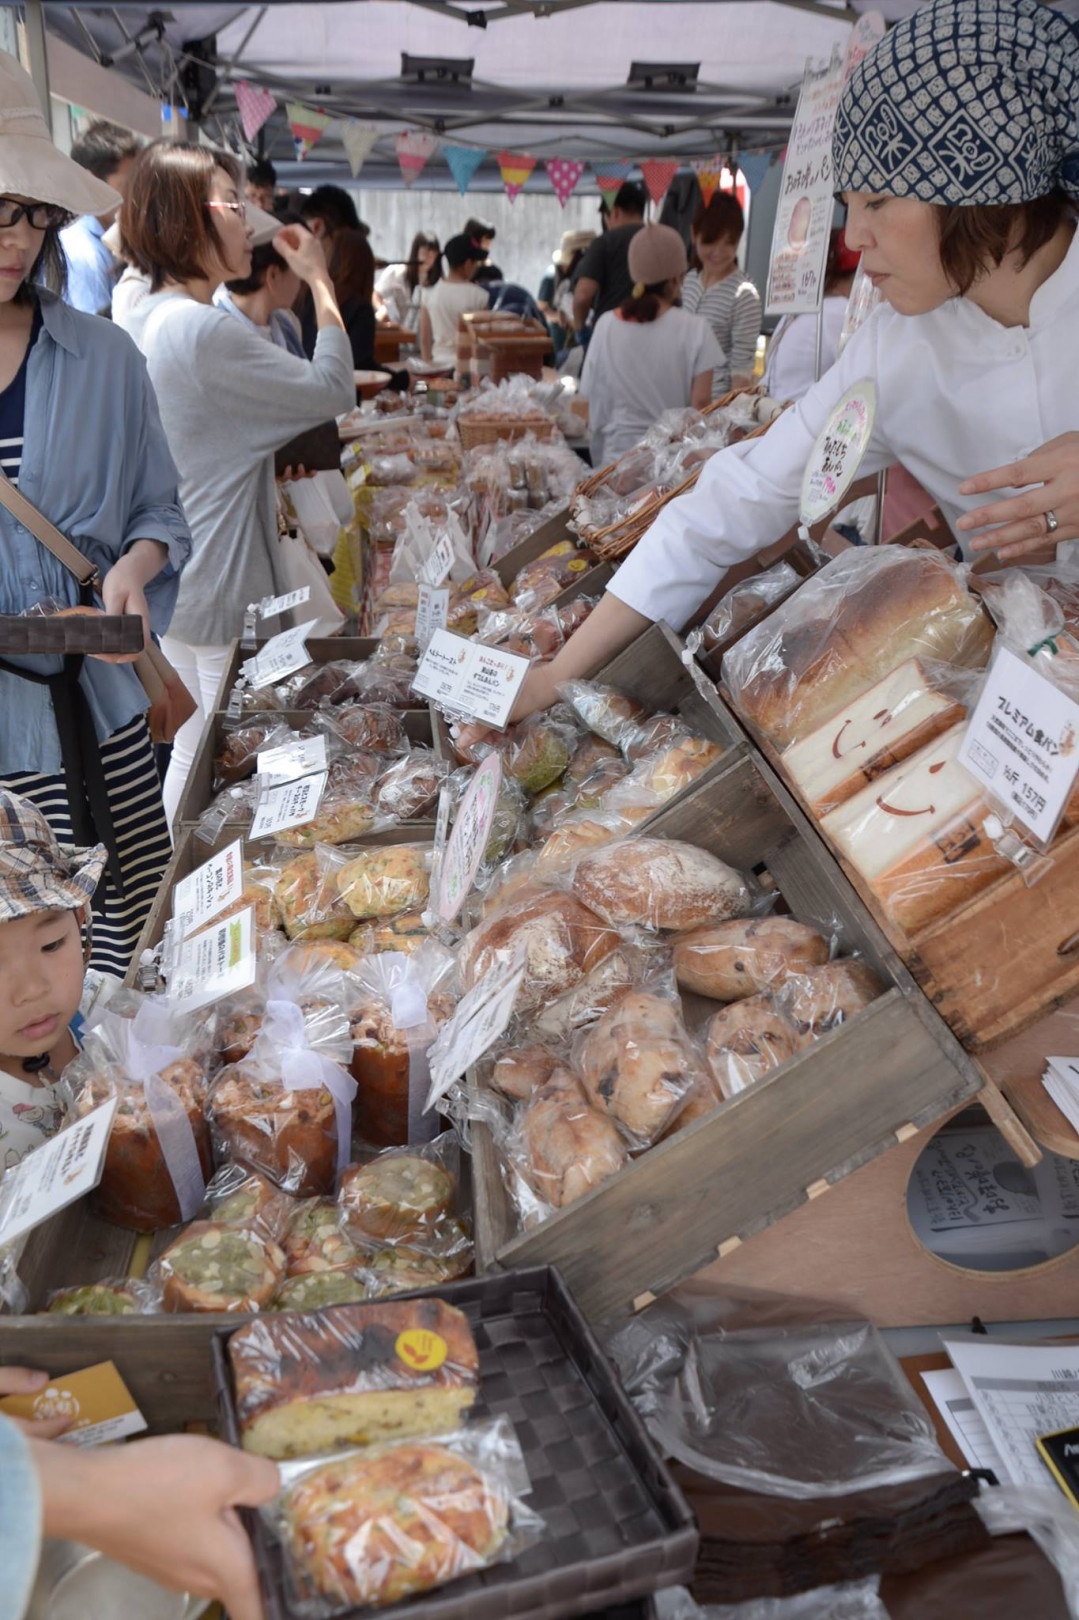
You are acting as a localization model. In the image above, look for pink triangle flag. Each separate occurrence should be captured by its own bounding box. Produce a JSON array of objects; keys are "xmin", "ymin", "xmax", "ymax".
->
[
  {"xmin": 640, "ymin": 158, "xmax": 680, "ymax": 207},
  {"xmin": 235, "ymin": 80, "xmax": 276, "ymax": 145},
  {"xmin": 693, "ymin": 156, "xmax": 724, "ymax": 207},
  {"xmin": 396, "ymin": 131, "xmax": 438, "ymax": 188},
  {"xmin": 545, "ymin": 157, "xmax": 585, "ymax": 207},
  {"xmin": 286, "ymin": 102, "xmax": 332, "ymax": 159},
  {"xmin": 497, "ymin": 150, "xmax": 537, "ymax": 201}
]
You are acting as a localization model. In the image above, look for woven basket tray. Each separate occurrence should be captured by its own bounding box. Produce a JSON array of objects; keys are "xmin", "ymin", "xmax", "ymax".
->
[
  {"xmin": 212, "ymin": 1266, "xmax": 697, "ymax": 1620},
  {"xmin": 458, "ymin": 417, "xmax": 559, "ymax": 451}
]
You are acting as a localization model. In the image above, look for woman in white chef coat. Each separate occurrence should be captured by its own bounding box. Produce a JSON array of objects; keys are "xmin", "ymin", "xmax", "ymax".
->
[{"xmin": 514, "ymin": 0, "xmax": 1079, "ymax": 719}]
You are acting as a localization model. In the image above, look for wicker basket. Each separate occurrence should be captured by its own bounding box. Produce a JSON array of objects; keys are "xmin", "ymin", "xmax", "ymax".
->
[{"xmin": 457, "ymin": 415, "xmax": 559, "ymax": 451}]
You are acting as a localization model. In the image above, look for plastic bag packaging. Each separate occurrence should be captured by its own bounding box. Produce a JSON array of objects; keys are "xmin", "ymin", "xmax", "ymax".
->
[
  {"xmin": 776, "ymin": 959, "xmax": 885, "ymax": 1038},
  {"xmin": 605, "ymin": 1284, "xmax": 951, "ymax": 1498},
  {"xmin": 694, "ymin": 562, "xmax": 802, "ymax": 653},
  {"xmin": 337, "ymin": 1132, "xmax": 467, "ymax": 1253},
  {"xmin": 820, "ymin": 723, "xmax": 1013, "ymax": 934},
  {"xmin": 975, "ymin": 1484, "xmax": 1079, "ymax": 1620},
  {"xmin": 42, "ymin": 1276, "xmax": 159, "ymax": 1316},
  {"xmin": 475, "ymin": 601, "xmax": 565, "ymax": 663},
  {"xmin": 200, "ymin": 1162, "xmax": 294, "ymax": 1242},
  {"xmin": 195, "ymin": 778, "xmax": 261, "ymax": 842},
  {"xmin": 275, "ymin": 661, "xmax": 366, "ymax": 712},
  {"xmin": 456, "ymin": 882, "xmax": 623, "ymax": 1016},
  {"xmin": 226, "ymin": 1295, "xmax": 480, "ymax": 1459},
  {"xmin": 558, "ymin": 677, "xmax": 650, "ymax": 749},
  {"xmin": 571, "ymin": 836, "xmax": 752, "ymax": 933},
  {"xmin": 273, "ymin": 763, "xmax": 393, "ymax": 852},
  {"xmin": 533, "ymin": 934, "xmax": 653, "ymax": 1043},
  {"xmin": 66, "ymin": 997, "xmax": 212, "ymax": 1231},
  {"xmin": 722, "ymin": 548, "xmax": 995, "ymax": 750},
  {"xmin": 318, "ymin": 841, "xmax": 431, "ymax": 923},
  {"xmin": 558, "ymin": 593, "xmax": 597, "ymax": 640},
  {"xmin": 346, "ymin": 942, "xmax": 457, "ymax": 1147},
  {"xmin": 673, "ymin": 916, "xmax": 832, "ymax": 1002},
  {"xmin": 484, "ymin": 1035, "xmax": 564, "ymax": 1103},
  {"xmin": 213, "ymin": 717, "xmax": 297, "ymax": 789},
  {"xmin": 511, "ymin": 542, "xmax": 597, "ymax": 613},
  {"xmin": 505, "ymin": 1066, "xmax": 628, "ymax": 1225},
  {"xmin": 263, "ymin": 1416, "xmax": 542, "ymax": 1616},
  {"xmin": 388, "ymin": 503, "xmax": 473, "ymax": 587},
  {"xmin": 151, "ymin": 1217, "xmax": 286, "ymax": 1313},
  {"xmin": 604, "ymin": 734, "xmax": 726, "ymax": 811},
  {"xmin": 208, "ymin": 998, "xmax": 357, "ymax": 1197},
  {"xmin": 278, "ymin": 1195, "xmax": 367, "ymax": 1278},
  {"xmin": 655, "ymin": 1578, "xmax": 889, "ymax": 1620},
  {"xmin": 274, "ymin": 852, "xmax": 358, "ymax": 942},
  {"xmin": 703, "ymin": 994, "xmax": 808, "ymax": 1100},
  {"xmin": 374, "ymin": 747, "xmax": 450, "ymax": 822},
  {"xmin": 213, "ymin": 943, "xmax": 360, "ymax": 1067},
  {"xmin": 320, "ymin": 701, "xmax": 406, "ymax": 756},
  {"xmin": 367, "ymin": 452, "xmax": 417, "ymax": 488}
]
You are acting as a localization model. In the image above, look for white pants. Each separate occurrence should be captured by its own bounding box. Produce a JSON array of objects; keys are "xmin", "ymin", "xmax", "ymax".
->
[{"xmin": 160, "ymin": 636, "xmax": 232, "ymax": 830}]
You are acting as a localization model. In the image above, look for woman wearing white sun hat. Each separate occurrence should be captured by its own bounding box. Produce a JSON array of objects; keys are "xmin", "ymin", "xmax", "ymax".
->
[{"xmin": 0, "ymin": 48, "xmax": 191, "ymax": 976}]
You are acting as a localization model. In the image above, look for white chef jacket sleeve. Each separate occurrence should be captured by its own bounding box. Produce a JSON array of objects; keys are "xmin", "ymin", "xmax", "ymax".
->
[{"xmin": 608, "ymin": 311, "xmax": 895, "ymax": 630}]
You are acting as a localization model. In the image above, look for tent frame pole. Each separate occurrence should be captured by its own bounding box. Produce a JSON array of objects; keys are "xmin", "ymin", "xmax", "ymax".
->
[{"xmin": 23, "ymin": 0, "xmax": 52, "ymax": 134}]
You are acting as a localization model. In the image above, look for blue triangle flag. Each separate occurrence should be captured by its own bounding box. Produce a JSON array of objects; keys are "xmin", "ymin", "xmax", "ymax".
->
[
  {"xmin": 444, "ymin": 145, "xmax": 486, "ymax": 195},
  {"xmin": 734, "ymin": 152, "xmax": 772, "ymax": 195}
]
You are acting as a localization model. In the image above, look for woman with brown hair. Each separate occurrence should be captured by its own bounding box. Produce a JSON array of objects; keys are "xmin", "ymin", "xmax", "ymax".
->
[
  {"xmin": 682, "ymin": 189, "xmax": 762, "ymax": 397},
  {"xmin": 120, "ymin": 140, "xmax": 353, "ymax": 823},
  {"xmin": 301, "ymin": 224, "xmax": 376, "ymax": 371},
  {"xmin": 374, "ymin": 229, "xmax": 441, "ymax": 329}
]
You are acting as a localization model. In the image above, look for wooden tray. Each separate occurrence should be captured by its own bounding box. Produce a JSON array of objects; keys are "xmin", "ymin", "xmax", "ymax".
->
[{"xmin": 470, "ymin": 745, "xmax": 987, "ymax": 1327}]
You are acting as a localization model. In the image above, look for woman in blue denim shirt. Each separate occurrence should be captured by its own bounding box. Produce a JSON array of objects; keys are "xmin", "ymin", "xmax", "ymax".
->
[{"xmin": 0, "ymin": 50, "xmax": 190, "ymax": 975}]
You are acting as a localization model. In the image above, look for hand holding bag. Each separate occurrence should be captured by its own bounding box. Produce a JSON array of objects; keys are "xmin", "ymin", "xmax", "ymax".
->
[{"xmin": 0, "ymin": 472, "xmax": 196, "ymax": 744}]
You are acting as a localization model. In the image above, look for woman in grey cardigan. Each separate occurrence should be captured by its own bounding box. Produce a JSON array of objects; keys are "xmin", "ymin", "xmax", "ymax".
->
[{"xmin": 120, "ymin": 140, "xmax": 354, "ymax": 823}]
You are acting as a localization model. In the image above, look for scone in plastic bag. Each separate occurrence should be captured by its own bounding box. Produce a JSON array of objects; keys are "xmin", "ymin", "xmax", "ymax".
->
[{"xmin": 337, "ymin": 1134, "xmax": 471, "ymax": 1290}]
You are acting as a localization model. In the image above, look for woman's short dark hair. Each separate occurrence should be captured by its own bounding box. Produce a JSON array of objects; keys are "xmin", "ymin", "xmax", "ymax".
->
[
  {"xmin": 935, "ymin": 190, "xmax": 1076, "ymax": 296},
  {"xmin": 121, "ymin": 141, "xmax": 240, "ymax": 291},
  {"xmin": 329, "ymin": 227, "xmax": 375, "ymax": 307},
  {"xmin": 620, "ymin": 277, "xmax": 673, "ymax": 324},
  {"xmin": 405, "ymin": 230, "xmax": 441, "ymax": 294},
  {"xmin": 693, "ymin": 191, "xmax": 745, "ymax": 247}
]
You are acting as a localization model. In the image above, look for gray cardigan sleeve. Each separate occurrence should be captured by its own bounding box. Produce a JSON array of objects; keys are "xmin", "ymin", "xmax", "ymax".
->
[{"xmin": 190, "ymin": 313, "xmax": 355, "ymax": 456}]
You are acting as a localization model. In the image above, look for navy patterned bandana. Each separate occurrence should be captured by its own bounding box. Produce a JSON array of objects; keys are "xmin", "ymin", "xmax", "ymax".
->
[{"xmin": 833, "ymin": 0, "xmax": 1079, "ymax": 205}]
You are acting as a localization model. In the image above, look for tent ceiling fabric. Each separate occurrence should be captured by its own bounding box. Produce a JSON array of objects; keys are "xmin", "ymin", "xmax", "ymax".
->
[{"xmin": 42, "ymin": 0, "xmax": 872, "ymax": 177}]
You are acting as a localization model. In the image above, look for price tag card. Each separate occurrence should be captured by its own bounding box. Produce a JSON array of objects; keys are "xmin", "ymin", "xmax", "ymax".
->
[
  {"xmin": 415, "ymin": 584, "xmax": 450, "ymax": 652},
  {"xmin": 425, "ymin": 958, "xmax": 526, "ymax": 1110},
  {"xmin": 172, "ymin": 837, "xmax": 244, "ymax": 940},
  {"xmin": 800, "ymin": 380, "xmax": 877, "ymax": 526},
  {"xmin": 0, "ymin": 1361, "xmax": 147, "ymax": 1448},
  {"xmin": 259, "ymin": 586, "xmax": 311, "ymax": 619},
  {"xmin": 242, "ymin": 618, "xmax": 319, "ymax": 689},
  {"xmin": 250, "ymin": 770, "xmax": 328, "ymax": 840},
  {"xmin": 0, "ymin": 1099, "xmax": 118, "ymax": 1248},
  {"xmin": 420, "ymin": 532, "xmax": 456, "ymax": 587},
  {"xmin": 412, "ymin": 630, "xmax": 529, "ymax": 729},
  {"xmin": 960, "ymin": 644, "xmax": 1079, "ymax": 846},
  {"xmin": 169, "ymin": 906, "xmax": 256, "ymax": 1012},
  {"xmin": 437, "ymin": 754, "xmax": 502, "ymax": 922},
  {"xmin": 256, "ymin": 733, "xmax": 327, "ymax": 787}
]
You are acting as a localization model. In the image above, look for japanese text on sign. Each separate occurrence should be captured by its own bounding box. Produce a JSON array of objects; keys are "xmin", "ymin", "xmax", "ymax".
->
[
  {"xmin": 438, "ymin": 754, "xmax": 502, "ymax": 922},
  {"xmin": 0, "ymin": 1099, "xmax": 118, "ymax": 1247},
  {"xmin": 172, "ymin": 837, "xmax": 244, "ymax": 939},
  {"xmin": 250, "ymin": 770, "xmax": 328, "ymax": 840},
  {"xmin": 425, "ymin": 957, "xmax": 526, "ymax": 1109},
  {"xmin": 767, "ymin": 45, "xmax": 845, "ymax": 316},
  {"xmin": 800, "ymin": 381, "xmax": 876, "ymax": 525},
  {"xmin": 411, "ymin": 630, "xmax": 529, "ymax": 729},
  {"xmin": 415, "ymin": 584, "xmax": 450, "ymax": 652},
  {"xmin": 420, "ymin": 533, "xmax": 456, "ymax": 588},
  {"xmin": 241, "ymin": 619, "xmax": 319, "ymax": 689},
  {"xmin": 258, "ymin": 587, "xmax": 311, "ymax": 619},
  {"xmin": 169, "ymin": 906, "xmax": 256, "ymax": 1012},
  {"xmin": 961, "ymin": 644, "xmax": 1079, "ymax": 846}
]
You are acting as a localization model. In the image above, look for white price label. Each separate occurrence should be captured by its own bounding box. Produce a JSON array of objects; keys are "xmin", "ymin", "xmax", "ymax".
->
[
  {"xmin": 420, "ymin": 532, "xmax": 456, "ymax": 587},
  {"xmin": 259, "ymin": 586, "xmax": 311, "ymax": 619},
  {"xmin": 800, "ymin": 381, "xmax": 876, "ymax": 526},
  {"xmin": 241, "ymin": 619, "xmax": 319, "ymax": 689},
  {"xmin": 415, "ymin": 584, "xmax": 450, "ymax": 652},
  {"xmin": 249, "ymin": 770, "xmax": 328, "ymax": 840},
  {"xmin": 172, "ymin": 837, "xmax": 244, "ymax": 940},
  {"xmin": 256, "ymin": 733, "xmax": 327, "ymax": 787},
  {"xmin": 169, "ymin": 906, "xmax": 256, "ymax": 1012},
  {"xmin": 425, "ymin": 959, "xmax": 526, "ymax": 1110},
  {"xmin": 437, "ymin": 754, "xmax": 502, "ymax": 922},
  {"xmin": 411, "ymin": 630, "xmax": 529, "ymax": 729},
  {"xmin": 0, "ymin": 1099, "xmax": 118, "ymax": 1248},
  {"xmin": 960, "ymin": 643, "xmax": 1079, "ymax": 846}
]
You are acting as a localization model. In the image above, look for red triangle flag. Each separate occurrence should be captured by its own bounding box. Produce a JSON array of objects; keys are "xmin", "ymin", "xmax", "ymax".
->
[{"xmin": 640, "ymin": 158, "xmax": 680, "ymax": 207}]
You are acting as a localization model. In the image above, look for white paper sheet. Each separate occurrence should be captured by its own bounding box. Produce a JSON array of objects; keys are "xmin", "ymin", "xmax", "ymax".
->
[
  {"xmin": 943, "ymin": 1336, "xmax": 1079, "ymax": 1488},
  {"xmin": 920, "ymin": 1367, "xmax": 1006, "ymax": 1475}
]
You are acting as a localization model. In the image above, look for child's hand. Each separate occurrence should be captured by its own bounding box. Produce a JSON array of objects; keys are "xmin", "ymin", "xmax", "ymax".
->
[{"xmin": 0, "ymin": 1366, "xmax": 74, "ymax": 1438}]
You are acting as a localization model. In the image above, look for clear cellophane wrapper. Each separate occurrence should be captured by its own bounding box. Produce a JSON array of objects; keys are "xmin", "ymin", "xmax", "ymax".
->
[
  {"xmin": 474, "ymin": 600, "xmax": 565, "ymax": 663},
  {"xmin": 272, "ymin": 759, "xmax": 397, "ymax": 852},
  {"xmin": 345, "ymin": 941, "xmax": 458, "ymax": 1148},
  {"xmin": 264, "ymin": 1416, "xmax": 541, "ymax": 1617},
  {"xmin": 336, "ymin": 1131, "xmax": 471, "ymax": 1274},
  {"xmin": 150, "ymin": 1217, "xmax": 286, "ymax": 1313},
  {"xmin": 317, "ymin": 701, "xmax": 408, "ymax": 757},
  {"xmin": 317, "ymin": 840, "xmax": 432, "ymax": 924},
  {"xmin": 455, "ymin": 878, "xmax": 624, "ymax": 1017},
  {"xmin": 213, "ymin": 716, "xmax": 298, "ymax": 790},
  {"xmin": 374, "ymin": 747, "xmax": 450, "ymax": 822},
  {"xmin": 64, "ymin": 995, "xmax": 213, "ymax": 1231},
  {"xmin": 695, "ymin": 560, "xmax": 801, "ymax": 652},
  {"xmin": 510, "ymin": 542, "xmax": 597, "ymax": 613},
  {"xmin": 41, "ymin": 1275, "xmax": 160, "ymax": 1316}
]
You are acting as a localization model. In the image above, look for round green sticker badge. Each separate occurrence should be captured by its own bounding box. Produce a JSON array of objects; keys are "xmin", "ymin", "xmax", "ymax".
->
[
  {"xmin": 799, "ymin": 379, "xmax": 877, "ymax": 528},
  {"xmin": 437, "ymin": 752, "xmax": 503, "ymax": 923}
]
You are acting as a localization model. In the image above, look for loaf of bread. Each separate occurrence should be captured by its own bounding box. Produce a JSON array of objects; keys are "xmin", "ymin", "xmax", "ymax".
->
[
  {"xmin": 209, "ymin": 1062, "xmax": 338, "ymax": 1197},
  {"xmin": 564, "ymin": 734, "xmax": 623, "ymax": 792},
  {"xmin": 577, "ymin": 990, "xmax": 705, "ymax": 1144},
  {"xmin": 704, "ymin": 997, "xmax": 806, "ymax": 1098},
  {"xmin": 727, "ymin": 549, "xmax": 993, "ymax": 747},
  {"xmin": 157, "ymin": 1221, "xmax": 285, "ymax": 1313},
  {"xmin": 559, "ymin": 678, "xmax": 646, "ymax": 747},
  {"xmin": 534, "ymin": 944, "xmax": 636, "ymax": 1040},
  {"xmin": 77, "ymin": 1057, "xmax": 213, "ymax": 1232},
  {"xmin": 782, "ymin": 659, "xmax": 966, "ymax": 817},
  {"xmin": 780, "ymin": 959, "xmax": 884, "ymax": 1034},
  {"xmin": 374, "ymin": 750, "xmax": 448, "ymax": 821},
  {"xmin": 206, "ymin": 1166, "xmax": 291, "ymax": 1238},
  {"xmin": 275, "ymin": 854, "xmax": 356, "ymax": 942},
  {"xmin": 349, "ymin": 992, "xmax": 454, "ymax": 1147},
  {"xmin": 457, "ymin": 885, "xmax": 621, "ymax": 1014},
  {"xmin": 362, "ymin": 1228, "xmax": 472, "ymax": 1297},
  {"xmin": 572, "ymin": 838, "xmax": 750, "ymax": 931},
  {"xmin": 276, "ymin": 795, "xmax": 379, "ymax": 850},
  {"xmin": 279, "ymin": 1441, "xmax": 510, "ymax": 1607},
  {"xmin": 339, "ymin": 1153, "xmax": 456, "ymax": 1245},
  {"xmin": 821, "ymin": 725, "xmax": 1012, "ymax": 933},
  {"xmin": 490, "ymin": 1042, "xmax": 559, "ymax": 1102},
  {"xmin": 673, "ymin": 917, "xmax": 830, "ymax": 1001},
  {"xmin": 336, "ymin": 845, "xmax": 429, "ymax": 921},
  {"xmin": 332, "ymin": 702, "xmax": 406, "ymax": 754},
  {"xmin": 229, "ymin": 1297, "xmax": 479, "ymax": 1458},
  {"xmin": 517, "ymin": 1071, "xmax": 626, "ymax": 1211}
]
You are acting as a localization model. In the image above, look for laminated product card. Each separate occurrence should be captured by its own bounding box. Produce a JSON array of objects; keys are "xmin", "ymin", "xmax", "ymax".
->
[
  {"xmin": 0, "ymin": 1361, "xmax": 147, "ymax": 1447},
  {"xmin": 250, "ymin": 770, "xmax": 328, "ymax": 840},
  {"xmin": 420, "ymin": 532, "xmax": 456, "ymax": 587},
  {"xmin": 242, "ymin": 618, "xmax": 320, "ymax": 689},
  {"xmin": 961, "ymin": 644, "xmax": 1079, "ymax": 847},
  {"xmin": 172, "ymin": 837, "xmax": 244, "ymax": 939},
  {"xmin": 415, "ymin": 584, "xmax": 450, "ymax": 651},
  {"xmin": 256, "ymin": 734, "xmax": 328, "ymax": 788},
  {"xmin": 258, "ymin": 586, "xmax": 311, "ymax": 619},
  {"xmin": 412, "ymin": 629, "xmax": 529, "ymax": 728},
  {"xmin": 169, "ymin": 906, "xmax": 256, "ymax": 1012},
  {"xmin": 426, "ymin": 957, "xmax": 526, "ymax": 1109},
  {"xmin": 0, "ymin": 1099, "xmax": 117, "ymax": 1247}
]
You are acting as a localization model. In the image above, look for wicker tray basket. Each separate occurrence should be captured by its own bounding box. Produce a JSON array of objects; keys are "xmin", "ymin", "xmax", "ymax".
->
[{"xmin": 458, "ymin": 415, "xmax": 560, "ymax": 451}]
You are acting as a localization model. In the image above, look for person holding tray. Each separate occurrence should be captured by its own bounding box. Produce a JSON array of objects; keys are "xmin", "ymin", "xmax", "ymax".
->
[{"xmin": 512, "ymin": 0, "xmax": 1079, "ymax": 719}]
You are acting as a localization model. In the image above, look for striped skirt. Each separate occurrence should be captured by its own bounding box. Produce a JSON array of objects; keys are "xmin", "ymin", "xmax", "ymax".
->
[{"xmin": 1, "ymin": 716, "xmax": 172, "ymax": 978}]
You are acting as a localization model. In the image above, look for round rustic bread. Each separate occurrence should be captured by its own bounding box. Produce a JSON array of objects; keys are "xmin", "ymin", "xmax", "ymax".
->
[
  {"xmin": 704, "ymin": 996, "xmax": 805, "ymax": 1098},
  {"xmin": 457, "ymin": 885, "xmax": 621, "ymax": 1014},
  {"xmin": 577, "ymin": 990, "xmax": 704, "ymax": 1144},
  {"xmin": 780, "ymin": 959, "xmax": 884, "ymax": 1034},
  {"xmin": 572, "ymin": 838, "xmax": 749, "ymax": 931},
  {"xmin": 673, "ymin": 916, "xmax": 829, "ymax": 1001}
]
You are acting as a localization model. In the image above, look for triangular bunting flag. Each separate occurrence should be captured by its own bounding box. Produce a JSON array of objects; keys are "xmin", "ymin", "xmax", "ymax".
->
[
  {"xmin": 734, "ymin": 152, "xmax": 772, "ymax": 196},
  {"xmin": 640, "ymin": 158, "xmax": 680, "ymax": 207},
  {"xmin": 396, "ymin": 130, "xmax": 438, "ymax": 188},
  {"xmin": 286, "ymin": 102, "xmax": 331, "ymax": 159},
  {"xmin": 596, "ymin": 182, "xmax": 621, "ymax": 211},
  {"xmin": 693, "ymin": 156, "xmax": 724, "ymax": 207},
  {"xmin": 340, "ymin": 121, "xmax": 379, "ymax": 179},
  {"xmin": 235, "ymin": 80, "xmax": 275, "ymax": 144},
  {"xmin": 546, "ymin": 157, "xmax": 585, "ymax": 207},
  {"xmin": 443, "ymin": 145, "xmax": 486, "ymax": 195},
  {"xmin": 497, "ymin": 150, "xmax": 537, "ymax": 201},
  {"xmin": 593, "ymin": 160, "xmax": 632, "ymax": 210}
]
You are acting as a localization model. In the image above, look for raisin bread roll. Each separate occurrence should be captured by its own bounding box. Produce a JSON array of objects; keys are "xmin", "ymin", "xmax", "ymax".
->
[
  {"xmin": 577, "ymin": 991, "xmax": 705, "ymax": 1144},
  {"xmin": 490, "ymin": 1042, "xmax": 560, "ymax": 1103},
  {"xmin": 457, "ymin": 886, "xmax": 621, "ymax": 1015},
  {"xmin": 157, "ymin": 1222, "xmax": 284, "ymax": 1313},
  {"xmin": 704, "ymin": 997, "xmax": 806, "ymax": 1099},
  {"xmin": 517, "ymin": 1071, "xmax": 626, "ymax": 1211},
  {"xmin": 229, "ymin": 1298, "xmax": 479, "ymax": 1458},
  {"xmin": 673, "ymin": 917, "xmax": 829, "ymax": 1001},
  {"xmin": 780, "ymin": 959, "xmax": 884, "ymax": 1035},
  {"xmin": 573, "ymin": 838, "xmax": 750, "ymax": 932}
]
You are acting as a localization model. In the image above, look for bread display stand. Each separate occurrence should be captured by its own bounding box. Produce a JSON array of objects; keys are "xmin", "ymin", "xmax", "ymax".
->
[{"xmin": 471, "ymin": 744, "xmax": 989, "ymax": 1328}]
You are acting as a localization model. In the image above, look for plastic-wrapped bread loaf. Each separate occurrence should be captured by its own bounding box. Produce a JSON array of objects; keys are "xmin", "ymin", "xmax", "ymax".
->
[
  {"xmin": 821, "ymin": 724, "xmax": 1012, "ymax": 933},
  {"xmin": 457, "ymin": 885, "xmax": 622, "ymax": 1014},
  {"xmin": 572, "ymin": 837, "xmax": 750, "ymax": 931},
  {"xmin": 576, "ymin": 989, "xmax": 705, "ymax": 1144},
  {"xmin": 704, "ymin": 996, "xmax": 806, "ymax": 1098},
  {"xmin": 673, "ymin": 916, "xmax": 829, "ymax": 1001},
  {"xmin": 516, "ymin": 1070, "xmax": 627, "ymax": 1211}
]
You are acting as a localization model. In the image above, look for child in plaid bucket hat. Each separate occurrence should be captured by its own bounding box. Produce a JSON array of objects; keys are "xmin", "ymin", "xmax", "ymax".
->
[{"xmin": 0, "ymin": 791, "xmax": 105, "ymax": 1167}]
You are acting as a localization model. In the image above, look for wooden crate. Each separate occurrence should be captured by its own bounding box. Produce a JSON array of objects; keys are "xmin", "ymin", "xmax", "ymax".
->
[{"xmin": 470, "ymin": 745, "xmax": 987, "ymax": 1326}]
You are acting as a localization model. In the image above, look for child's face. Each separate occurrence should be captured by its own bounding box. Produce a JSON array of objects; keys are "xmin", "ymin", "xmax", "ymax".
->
[{"xmin": 0, "ymin": 910, "xmax": 84, "ymax": 1057}]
